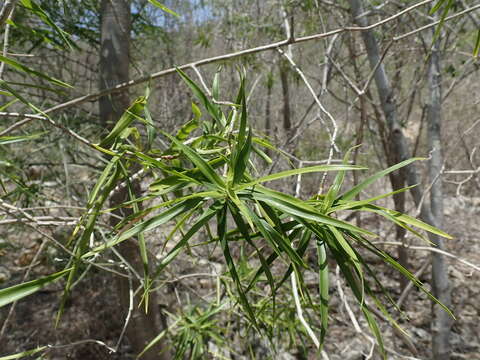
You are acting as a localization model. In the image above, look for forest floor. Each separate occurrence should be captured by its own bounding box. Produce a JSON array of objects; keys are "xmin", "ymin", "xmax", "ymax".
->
[{"xmin": 0, "ymin": 197, "xmax": 479, "ymax": 360}]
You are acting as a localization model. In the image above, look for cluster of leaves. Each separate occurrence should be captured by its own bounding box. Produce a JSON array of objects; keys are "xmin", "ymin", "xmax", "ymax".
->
[{"xmin": 0, "ymin": 69, "xmax": 453, "ymax": 359}]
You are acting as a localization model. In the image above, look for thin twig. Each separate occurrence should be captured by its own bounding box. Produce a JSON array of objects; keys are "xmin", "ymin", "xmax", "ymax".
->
[
  {"xmin": 115, "ymin": 269, "xmax": 134, "ymax": 351},
  {"xmin": 335, "ymin": 266, "xmax": 376, "ymax": 359},
  {"xmin": 277, "ymin": 47, "xmax": 339, "ymax": 193},
  {"xmin": 375, "ymin": 241, "xmax": 480, "ymax": 273},
  {"xmin": 291, "ymin": 272, "xmax": 320, "ymax": 348},
  {"xmin": 0, "ymin": 112, "xmax": 93, "ymax": 147},
  {"xmin": 47, "ymin": 339, "xmax": 116, "ymax": 353},
  {"xmin": 396, "ymin": 260, "xmax": 430, "ymax": 308},
  {"xmin": 1, "ymin": 0, "xmax": 440, "ymax": 138},
  {"xmin": 393, "ymin": 3, "xmax": 480, "ymax": 41}
]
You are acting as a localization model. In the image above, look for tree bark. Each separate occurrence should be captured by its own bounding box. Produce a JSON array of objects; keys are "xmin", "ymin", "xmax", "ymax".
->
[
  {"xmin": 348, "ymin": 0, "xmax": 410, "ymax": 289},
  {"xmin": 279, "ymin": 61, "xmax": 292, "ymax": 132},
  {"xmin": 348, "ymin": 1, "xmax": 452, "ymax": 357},
  {"xmin": 427, "ymin": 14, "xmax": 452, "ymax": 360},
  {"xmin": 99, "ymin": 1, "xmax": 169, "ymax": 359}
]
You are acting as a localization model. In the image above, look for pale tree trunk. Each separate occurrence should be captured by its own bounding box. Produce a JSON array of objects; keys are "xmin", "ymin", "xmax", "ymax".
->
[
  {"xmin": 427, "ymin": 15, "xmax": 452, "ymax": 360},
  {"xmin": 348, "ymin": 0, "xmax": 409, "ymax": 289},
  {"xmin": 348, "ymin": 1, "xmax": 452, "ymax": 357},
  {"xmin": 99, "ymin": 1, "xmax": 169, "ymax": 359}
]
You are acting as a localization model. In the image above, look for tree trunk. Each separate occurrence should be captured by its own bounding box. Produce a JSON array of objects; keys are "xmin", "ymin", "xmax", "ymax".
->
[
  {"xmin": 348, "ymin": 0, "xmax": 410, "ymax": 289},
  {"xmin": 427, "ymin": 15, "xmax": 452, "ymax": 360},
  {"xmin": 99, "ymin": 1, "xmax": 169, "ymax": 359},
  {"xmin": 279, "ymin": 62, "xmax": 292, "ymax": 132},
  {"xmin": 348, "ymin": 1, "xmax": 452, "ymax": 357}
]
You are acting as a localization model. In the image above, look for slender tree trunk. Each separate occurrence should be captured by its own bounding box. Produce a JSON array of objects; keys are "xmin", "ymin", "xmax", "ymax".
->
[
  {"xmin": 99, "ymin": 0, "xmax": 130, "ymax": 128},
  {"xmin": 348, "ymin": 34, "xmax": 366, "ymax": 228},
  {"xmin": 348, "ymin": 1, "xmax": 452, "ymax": 357},
  {"xmin": 99, "ymin": 1, "xmax": 169, "ymax": 359},
  {"xmin": 279, "ymin": 62, "xmax": 292, "ymax": 132},
  {"xmin": 348, "ymin": 0, "xmax": 410, "ymax": 289},
  {"xmin": 427, "ymin": 15, "xmax": 452, "ymax": 360}
]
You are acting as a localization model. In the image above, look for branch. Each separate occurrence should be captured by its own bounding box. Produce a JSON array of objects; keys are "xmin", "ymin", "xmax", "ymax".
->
[
  {"xmin": 17, "ymin": 0, "xmax": 436, "ymax": 119},
  {"xmin": 0, "ymin": 112, "xmax": 93, "ymax": 146},
  {"xmin": 3, "ymin": 0, "xmax": 476, "ymax": 148},
  {"xmin": 375, "ymin": 241, "xmax": 480, "ymax": 273}
]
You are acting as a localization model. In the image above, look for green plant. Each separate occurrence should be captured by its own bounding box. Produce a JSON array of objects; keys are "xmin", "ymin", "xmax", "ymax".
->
[{"xmin": 0, "ymin": 69, "xmax": 453, "ymax": 358}]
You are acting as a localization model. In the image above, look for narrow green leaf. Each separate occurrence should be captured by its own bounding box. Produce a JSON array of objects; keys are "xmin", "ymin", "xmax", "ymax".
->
[
  {"xmin": 135, "ymin": 151, "xmax": 202, "ymax": 185},
  {"xmin": 151, "ymin": 203, "xmax": 220, "ymax": 278},
  {"xmin": 324, "ymin": 145, "xmax": 360, "ymax": 211},
  {"xmin": 363, "ymin": 306, "xmax": 385, "ymax": 358},
  {"xmin": 340, "ymin": 158, "xmax": 421, "ymax": 201},
  {"xmin": 232, "ymin": 128, "xmax": 252, "ymax": 184},
  {"xmin": 120, "ymin": 162, "xmax": 150, "ymax": 308},
  {"xmin": 236, "ymin": 164, "xmax": 366, "ymax": 190},
  {"xmin": 473, "ymin": 29, "xmax": 480, "ymax": 57},
  {"xmin": 0, "ymin": 132, "xmax": 47, "ymax": 145},
  {"xmin": 430, "ymin": 0, "xmax": 449, "ymax": 14},
  {"xmin": 176, "ymin": 68, "xmax": 223, "ymax": 128},
  {"xmin": 273, "ymin": 228, "xmax": 311, "ymax": 292},
  {"xmin": 59, "ymin": 161, "xmax": 122, "ymax": 324},
  {"xmin": 115, "ymin": 191, "xmax": 221, "ymax": 230},
  {"xmin": 148, "ymin": 156, "xmax": 225, "ymax": 192},
  {"xmin": 147, "ymin": 0, "xmax": 179, "ymax": 17},
  {"xmin": 138, "ymin": 319, "xmax": 181, "ymax": 358},
  {"xmin": 0, "ymin": 347, "xmax": 48, "ymax": 360},
  {"xmin": 330, "ymin": 185, "xmax": 416, "ymax": 213},
  {"xmin": 0, "ymin": 55, "xmax": 71, "ymax": 88},
  {"xmin": 329, "ymin": 238, "xmax": 386, "ymax": 357},
  {"xmin": 175, "ymin": 119, "xmax": 198, "ymax": 142},
  {"xmin": 161, "ymin": 131, "xmax": 225, "ymax": 188},
  {"xmin": 349, "ymin": 232, "xmax": 454, "ymax": 318},
  {"xmin": 143, "ymin": 104, "xmax": 156, "ymax": 151},
  {"xmin": 0, "ymin": 269, "xmax": 70, "ymax": 308},
  {"xmin": 217, "ymin": 204, "xmax": 259, "ymax": 330},
  {"xmin": 360, "ymin": 204, "xmax": 452, "ymax": 239},
  {"xmin": 229, "ymin": 76, "xmax": 251, "ymax": 185},
  {"xmin": 19, "ymin": 0, "xmax": 76, "ymax": 49},
  {"xmin": 99, "ymin": 97, "xmax": 146, "ymax": 148},
  {"xmin": 251, "ymin": 145, "xmax": 272, "ymax": 164},
  {"xmin": 0, "ymin": 90, "xmax": 13, "ymax": 97},
  {"xmin": 4, "ymin": 80, "xmax": 66, "ymax": 94},
  {"xmin": 328, "ymin": 226, "xmax": 364, "ymax": 300},
  {"xmin": 430, "ymin": 0, "xmax": 453, "ymax": 55},
  {"xmin": 363, "ymin": 205, "xmax": 431, "ymax": 243},
  {"xmin": 84, "ymin": 198, "xmax": 203, "ymax": 257},
  {"xmin": 0, "ymin": 79, "xmax": 44, "ymax": 115},
  {"xmin": 252, "ymin": 188, "xmax": 376, "ymax": 237},
  {"xmin": 254, "ymin": 203, "xmax": 307, "ymax": 267},
  {"xmin": 228, "ymin": 202, "xmax": 276, "ymax": 304},
  {"xmin": 316, "ymin": 238, "xmax": 329, "ymax": 348}
]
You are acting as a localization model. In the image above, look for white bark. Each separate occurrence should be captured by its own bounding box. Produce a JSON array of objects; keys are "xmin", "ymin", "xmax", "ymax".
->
[
  {"xmin": 427, "ymin": 11, "xmax": 452, "ymax": 360},
  {"xmin": 347, "ymin": 1, "xmax": 452, "ymax": 357}
]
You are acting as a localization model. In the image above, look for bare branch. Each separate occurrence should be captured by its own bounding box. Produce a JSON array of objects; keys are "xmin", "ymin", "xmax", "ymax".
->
[{"xmin": 9, "ymin": 0, "xmax": 437, "ymax": 123}]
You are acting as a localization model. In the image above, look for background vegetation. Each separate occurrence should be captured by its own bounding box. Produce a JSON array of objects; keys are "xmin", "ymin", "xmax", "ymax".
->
[{"xmin": 0, "ymin": 1, "xmax": 479, "ymax": 359}]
